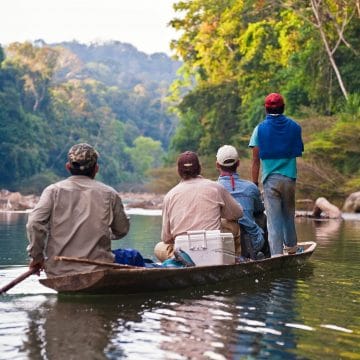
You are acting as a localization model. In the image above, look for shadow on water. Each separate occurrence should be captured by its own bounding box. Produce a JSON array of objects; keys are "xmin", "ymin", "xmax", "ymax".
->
[{"xmin": 19, "ymin": 264, "xmax": 315, "ymax": 360}]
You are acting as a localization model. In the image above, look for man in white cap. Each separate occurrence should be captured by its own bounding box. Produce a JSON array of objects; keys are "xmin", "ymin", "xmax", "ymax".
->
[{"xmin": 216, "ymin": 145, "xmax": 268, "ymax": 260}]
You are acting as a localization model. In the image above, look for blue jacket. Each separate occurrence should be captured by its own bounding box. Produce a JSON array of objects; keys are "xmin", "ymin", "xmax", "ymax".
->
[
  {"xmin": 258, "ymin": 114, "xmax": 303, "ymax": 159},
  {"xmin": 218, "ymin": 173, "xmax": 264, "ymax": 252}
]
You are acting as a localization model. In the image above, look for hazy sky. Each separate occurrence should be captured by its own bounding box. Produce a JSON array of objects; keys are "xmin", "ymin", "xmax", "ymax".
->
[{"xmin": 0, "ymin": 0, "xmax": 179, "ymax": 54}]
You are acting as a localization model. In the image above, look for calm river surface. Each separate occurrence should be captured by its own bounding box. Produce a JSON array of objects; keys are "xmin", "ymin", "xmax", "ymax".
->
[{"xmin": 0, "ymin": 211, "xmax": 359, "ymax": 360}]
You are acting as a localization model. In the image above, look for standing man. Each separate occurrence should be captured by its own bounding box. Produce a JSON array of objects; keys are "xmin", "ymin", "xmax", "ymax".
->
[
  {"xmin": 216, "ymin": 145, "xmax": 267, "ymax": 259},
  {"xmin": 154, "ymin": 151, "xmax": 243, "ymax": 261},
  {"xmin": 27, "ymin": 143, "xmax": 130, "ymax": 277},
  {"xmin": 249, "ymin": 93, "xmax": 304, "ymax": 256}
]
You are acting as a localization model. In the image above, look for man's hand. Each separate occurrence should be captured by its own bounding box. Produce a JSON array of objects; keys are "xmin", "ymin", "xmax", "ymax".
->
[{"xmin": 29, "ymin": 259, "xmax": 44, "ymax": 276}]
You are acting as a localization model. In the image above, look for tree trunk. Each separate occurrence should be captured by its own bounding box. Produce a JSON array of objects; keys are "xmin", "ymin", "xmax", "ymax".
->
[{"xmin": 310, "ymin": 0, "xmax": 349, "ymax": 100}]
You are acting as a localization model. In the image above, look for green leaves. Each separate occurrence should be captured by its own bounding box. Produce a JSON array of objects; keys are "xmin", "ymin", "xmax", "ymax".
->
[
  {"xmin": 125, "ymin": 136, "xmax": 165, "ymax": 182},
  {"xmin": 0, "ymin": 41, "xmax": 179, "ymax": 191},
  {"xmin": 166, "ymin": 0, "xmax": 360, "ymax": 200}
]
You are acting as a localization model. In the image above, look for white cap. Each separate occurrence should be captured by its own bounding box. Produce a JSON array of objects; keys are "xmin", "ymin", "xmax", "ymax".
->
[{"xmin": 216, "ymin": 145, "xmax": 239, "ymax": 166}]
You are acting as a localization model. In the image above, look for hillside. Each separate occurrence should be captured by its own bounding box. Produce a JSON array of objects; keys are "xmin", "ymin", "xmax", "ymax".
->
[{"xmin": 0, "ymin": 40, "xmax": 182, "ymax": 192}]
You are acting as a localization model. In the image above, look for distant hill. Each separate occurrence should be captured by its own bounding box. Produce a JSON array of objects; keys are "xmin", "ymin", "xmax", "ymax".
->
[
  {"xmin": 44, "ymin": 40, "xmax": 181, "ymax": 90},
  {"xmin": 0, "ymin": 40, "xmax": 182, "ymax": 191}
]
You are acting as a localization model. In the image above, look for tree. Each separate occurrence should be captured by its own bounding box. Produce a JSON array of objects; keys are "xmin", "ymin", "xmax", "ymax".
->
[
  {"xmin": 0, "ymin": 64, "xmax": 48, "ymax": 188},
  {"xmin": 174, "ymin": 81, "xmax": 244, "ymax": 155},
  {"xmin": 126, "ymin": 136, "xmax": 165, "ymax": 181},
  {"xmin": 5, "ymin": 42, "xmax": 59, "ymax": 111},
  {"xmin": 0, "ymin": 46, "xmax": 4, "ymax": 63},
  {"xmin": 276, "ymin": 0, "xmax": 360, "ymax": 100},
  {"xmin": 169, "ymin": 0, "xmax": 360, "ymax": 150}
]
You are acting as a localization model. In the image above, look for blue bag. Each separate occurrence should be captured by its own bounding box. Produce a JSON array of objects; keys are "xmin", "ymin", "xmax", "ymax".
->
[
  {"xmin": 112, "ymin": 248, "xmax": 145, "ymax": 267},
  {"xmin": 174, "ymin": 248, "xmax": 195, "ymax": 267},
  {"xmin": 161, "ymin": 258, "xmax": 185, "ymax": 268},
  {"xmin": 161, "ymin": 249, "xmax": 195, "ymax": 268}
]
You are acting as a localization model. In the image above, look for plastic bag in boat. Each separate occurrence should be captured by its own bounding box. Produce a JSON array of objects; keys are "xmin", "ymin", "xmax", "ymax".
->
[
  {"xmin": 161, "ymin": 249, "xmax": 195, "ymax": 268},
  {"xmin": 112, "ymin": 248, "xmax": 145, "ymax": 267}
]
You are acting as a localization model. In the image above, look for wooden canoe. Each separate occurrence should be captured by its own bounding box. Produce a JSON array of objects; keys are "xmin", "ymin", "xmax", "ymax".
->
[{"xmin": 39, "ymin": 241, "xmax": 316, "ymax": 294}]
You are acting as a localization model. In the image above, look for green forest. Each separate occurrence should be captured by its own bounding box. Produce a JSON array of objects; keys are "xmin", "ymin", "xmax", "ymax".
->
[
  {"xmin": 1, "ymin": 0, "xmax": 359, "ymax": 204},
  {"xmin": 162, "ymin": 0, "xmax": 360, "ymax": 204},
  {"xmin": 0, "ymin": 40, "xmax": 181, "ymax": 192}
]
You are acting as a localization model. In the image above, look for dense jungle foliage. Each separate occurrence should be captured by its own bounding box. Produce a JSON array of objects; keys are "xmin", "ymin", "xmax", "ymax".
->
[
  {"xmin": 153, "ymin": 0, "xmax": 359, "ymax": 204},
  {"xmin": 0, "ymin": 40, "xmax": 181, "ymax": 192},
  {"xmin": 0, "ymin": 0, "xmax": 359, "ymax": 205}
]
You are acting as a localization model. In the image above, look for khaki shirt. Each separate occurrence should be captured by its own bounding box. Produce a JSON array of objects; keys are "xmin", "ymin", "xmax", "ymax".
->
[
  {"xmin": 161, "ymin": 176, "xmax": 243, "ymax": 244},
  {"xmin": 26, "ymin": 176, "xmax": 129, "ymax": 277}
]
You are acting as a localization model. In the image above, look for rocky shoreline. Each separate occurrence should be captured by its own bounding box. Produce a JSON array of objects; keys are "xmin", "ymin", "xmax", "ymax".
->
[
  {"xmin": 119, "ymin": 192, "xmax": 164, "ymax": 210},
  {"xmin": 1, "ymin": 189, "xmax": 359, "ymax": 213},
  {"xmin": 0, "ymin": 189, "xmax": 164, "ymax": 212}
]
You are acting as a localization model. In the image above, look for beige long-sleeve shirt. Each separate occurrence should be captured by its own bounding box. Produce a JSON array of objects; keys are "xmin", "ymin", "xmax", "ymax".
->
[
  {"xmin": 161, "ymin": 176, "xmax": 243, "ymax": 244},
  {"xmin": 26, "ymin": 176, "xmax": 129, "ymax": 277}
]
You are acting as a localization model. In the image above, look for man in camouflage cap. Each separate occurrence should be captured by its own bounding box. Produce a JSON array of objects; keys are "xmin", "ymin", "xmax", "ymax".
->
[
  {"xmin": 27, "ymin": 142, "xmax": 130, "ymax": 277},
  {"xmin": 68, "ymin": 143, "xmax": 98, "ymax": 171}
]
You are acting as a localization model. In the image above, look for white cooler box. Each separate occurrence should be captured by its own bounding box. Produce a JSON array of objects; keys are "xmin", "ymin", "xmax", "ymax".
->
[{"xmin": 174, "ymin": 230, "xmax": 235, "ymax": 266}]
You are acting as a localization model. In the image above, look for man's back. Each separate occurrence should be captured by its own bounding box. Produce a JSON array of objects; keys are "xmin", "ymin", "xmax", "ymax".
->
[
  {"xmin": 161, "ymin": 176, "xmax": 242, "ymax": 243},
  {"xmin": 249, "ymin": 93, "xmax": 303, "ymax": 256},
  {"xmin": 218, "ymin": 175, "xmax": 262, "ymax": 220},
  {"xmin": 218, "ymin": 174, "xmax": 264, "ymax": 241},
  {"xmin": 27, "ymin": 176, "xmax": 129, "ymax": 276},
  {"xmin": 216, "ymin": 144, "xmax": 266, "ymax": 257}
]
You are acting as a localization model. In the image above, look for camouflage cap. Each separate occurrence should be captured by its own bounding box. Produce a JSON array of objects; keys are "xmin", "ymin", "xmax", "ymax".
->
[{"xmin": 67, "ymin": 143, "xmax": 98, "ymax": 170}]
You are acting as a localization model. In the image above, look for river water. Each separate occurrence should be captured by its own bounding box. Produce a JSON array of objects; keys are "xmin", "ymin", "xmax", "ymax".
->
[{"xmin": 0, "ymin": 211, "xmax": 359, "ymax": 360}]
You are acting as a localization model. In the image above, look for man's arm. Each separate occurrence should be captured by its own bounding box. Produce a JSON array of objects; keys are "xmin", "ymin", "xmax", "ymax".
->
[
  {"xmin": 161, "ymin": 197, "xmax": 173, "ymax": 244},
  {"xmin": 110, "ymin": 195, "xmax": 130, "ymax": 239},
  {"xmin": 251, "ymin": 146, "xmax": 260, "ymax": 185},
  {"xmin": 26, "ymin": 187, "xmax": 53, "ymax": 271}
]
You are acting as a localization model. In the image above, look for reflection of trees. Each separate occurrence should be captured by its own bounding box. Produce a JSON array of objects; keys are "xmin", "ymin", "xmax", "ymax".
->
[
  {"xmin": 156, "ymin": 270, "xmax": 313, "ymax": 359},
  {"xmin": 23, "ymin": 297, "xmax": 117, "ymax": 359},
  {"xmin": 232, "ymin": 278, "xmax": 299, "ymax": 358},
  {"xmin": 314, "ymin": 219, "xmax": 343, "ymax": 245},
  {"xmin": 0, "ymin": 213, "xmax": 28, "ymax": 265},
  {"xmin": 0, "ymin": 212, "xmax": 27, "ymax": 226},
  {"xmin": 22, "ymin": 296, "xmax": 151, "ymax": 359}
]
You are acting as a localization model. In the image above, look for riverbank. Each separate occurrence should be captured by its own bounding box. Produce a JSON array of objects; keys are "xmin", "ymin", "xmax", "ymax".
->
[
  {"xmin": 1, "ymin": 189, "xmax": 359, "ymax": 214},
  {"xmin": 119, "ymin": 192, "xmax": 164, "ymax": 210},
  {"xmin": 0, "ymin": 189, "xmax": 164, "ymax": 211}
]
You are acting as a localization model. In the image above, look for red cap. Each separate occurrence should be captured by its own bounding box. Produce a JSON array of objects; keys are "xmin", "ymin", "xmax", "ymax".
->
[{"xmin": 265, "ymin": 93, "xmax": 284, "ymax": 108}]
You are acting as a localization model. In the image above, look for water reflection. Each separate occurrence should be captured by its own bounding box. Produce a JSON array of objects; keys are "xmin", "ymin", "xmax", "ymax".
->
[
  {"xmin": 156, "ymin": 295, "xmax": 237, "ymax": 359},
  {"xmin": 119, "ymin": 270, "xmax": 314, "ymax": 359},
  {"xmin": 23, "ymin": 297, "xmax": 117, "ymax": 360},
  {"xmin": 16, "ymin": 269, "xmax": 313, "ymax": 360},
  {"xmin": 22, "ymin": 295, "xmax": 168, "ymax": 359},
  {"xmin": 0, "ymin": 211, "xmax": 28, "ymax": 225},
  {"xmin": 0, "ymin": 212, "xmax": 28, "ymax": 265},
  {"xmin": 313, "ymin": 218, "xmax": 343, "ymax": 244},
  {"xmin": 1, "ymin": 213, "xmax": 360, "ymax": 359}
]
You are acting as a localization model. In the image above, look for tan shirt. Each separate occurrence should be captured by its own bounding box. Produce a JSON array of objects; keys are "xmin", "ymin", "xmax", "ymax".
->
[
  {"xmin": 26, "ymin": 176, "xmax": 129, "ymax": 277},
  {"xmin": 161, "ymin": 176, "xmax": 243, "ymax": 243}
]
